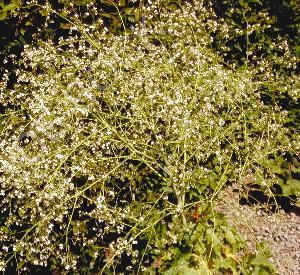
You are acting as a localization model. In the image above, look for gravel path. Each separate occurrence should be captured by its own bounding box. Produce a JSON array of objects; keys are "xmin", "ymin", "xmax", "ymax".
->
[{"xmin": 216, "ymin": 185, "xmax": 300, "ymax": 275}]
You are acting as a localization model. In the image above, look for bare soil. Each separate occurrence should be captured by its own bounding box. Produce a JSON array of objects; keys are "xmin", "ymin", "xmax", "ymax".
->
[{"xmin": 216, "ymin": 185, "xmax": 300, "ymax": 275}]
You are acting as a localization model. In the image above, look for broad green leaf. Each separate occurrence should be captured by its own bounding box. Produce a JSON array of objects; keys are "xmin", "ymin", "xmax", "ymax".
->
[
  {"xmin": 2, "ymin": 3, "xmax": 17, "ymax": 13},
  {"xmin": 282, "ymin": 178, "xmax": 300, "ymax": 196}
]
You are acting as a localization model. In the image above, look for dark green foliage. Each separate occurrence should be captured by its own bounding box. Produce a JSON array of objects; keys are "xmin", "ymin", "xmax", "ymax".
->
[{"xmin": 209, "ymin": 0, "xmax": 299, "ymax": 66}]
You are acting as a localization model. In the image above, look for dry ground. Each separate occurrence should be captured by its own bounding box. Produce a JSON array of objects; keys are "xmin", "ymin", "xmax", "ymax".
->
[{"xmin": 216, "ymin": 185, "xmax": 300, "ymax": 275}]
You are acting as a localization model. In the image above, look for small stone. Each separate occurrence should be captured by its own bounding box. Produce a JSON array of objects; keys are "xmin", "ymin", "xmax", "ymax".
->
[{"xmin": 261, "ymin": 226, "xmax": 269, "ymax": 232}]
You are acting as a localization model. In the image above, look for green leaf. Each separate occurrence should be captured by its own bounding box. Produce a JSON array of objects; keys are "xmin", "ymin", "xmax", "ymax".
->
[
  {"xmin": 0, "ymin": 10, "xmax": 7, "ymax": 20},
  {"xmin": 166, "ymin": 2, "xmax": 180, "ymax": 11},
  {"xmin": 282, "ymin": 178, "xmax": 300, "ymax": 196},
  {"xmin": 223, "ymin": 226, "xmax": 237, "ymax": 247},
  {"xmin": 234, "ymin": 44, "xmax": 243, "ymax": 53},
  {"xmin": 163, "ymin": 254, "xmax": 191, "ymax": 275},
  {"xmin": 17, "ymin": 260, "xmax": 26, "ymax": 270},
  {"xmin": 124, "ymin": 7, "xmax": 134, "ymax": 15},
  {"xmin": 39, "ymin": 8, "xmax": 49, "ymax": 17},
  {"xmin": 119, "ymin": 0, "xmax": 126, "ymax": 7},
  {"xmin": 100, "ymin": 12, "xmax": 118, "ymax": 19},
  {"xmin": 296, "ymin": 45, "xmax": 300, "ymax": 57},
  {"xmin": 1, "ymin": 3, "xmax": 17, "ymax": 13},
  {"xmin": 249, "ymin": 0, "xmax": 262, "ymax": 3},
  {"xmin": 12, "ymin": 0, "xmax": 21, "ymax": 6},
  {"xmin": 176, "ymin": 267, "xmax": 201, "ymax": 275}
]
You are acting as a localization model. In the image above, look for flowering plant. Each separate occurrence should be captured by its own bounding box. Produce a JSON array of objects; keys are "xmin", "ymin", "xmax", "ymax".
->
[{"xmin": 0, "ymin": 0, "xmax": 298, "ymax": 273}]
